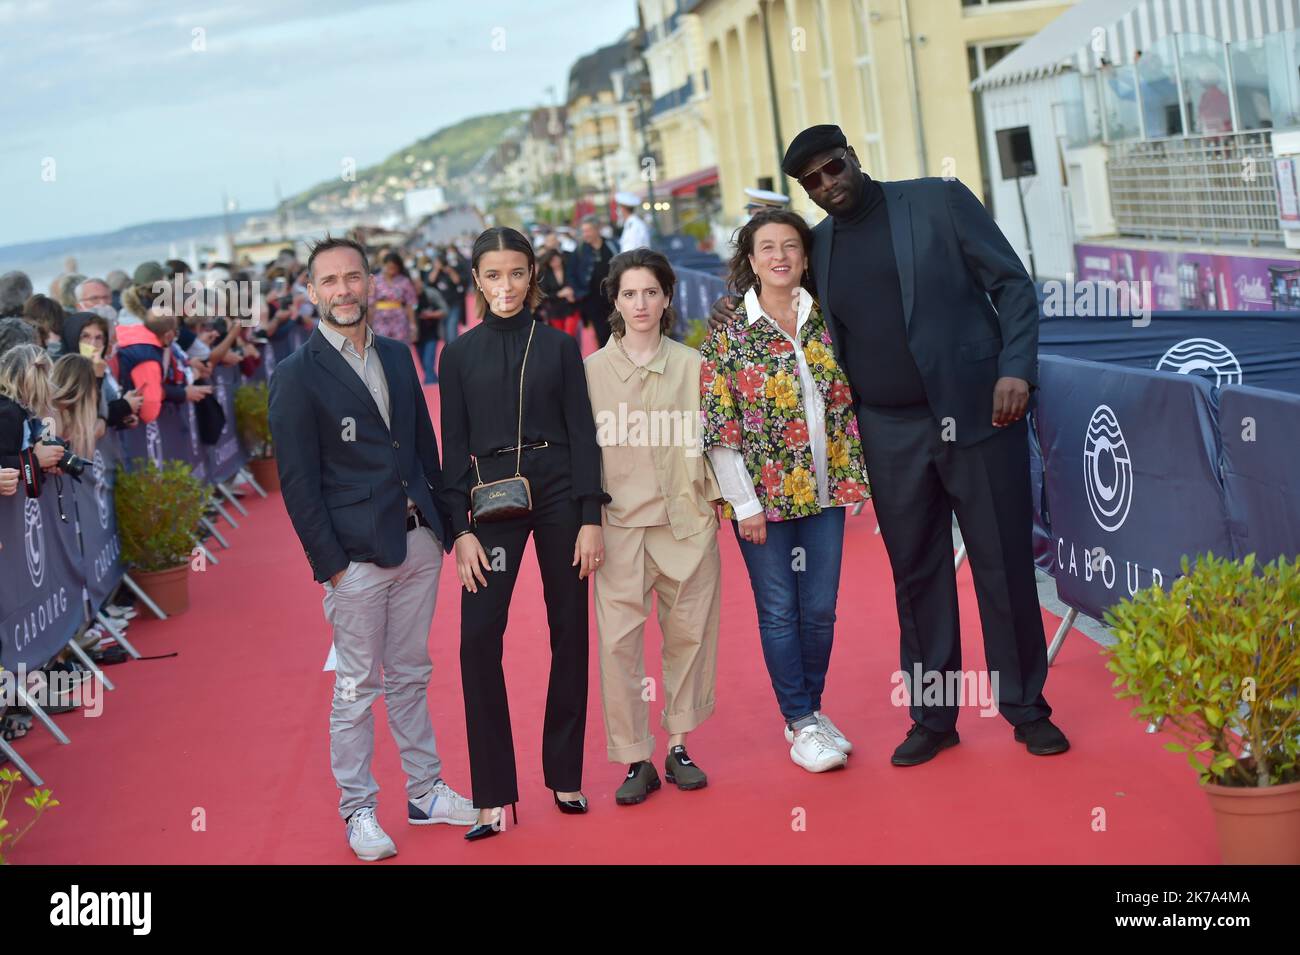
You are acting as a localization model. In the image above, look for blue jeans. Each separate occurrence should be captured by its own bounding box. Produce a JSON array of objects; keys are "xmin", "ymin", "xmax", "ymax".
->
[
  {"xmin": 420, "ymin": 339, "xmax": 440, "ymax": 383},
  {"xmin": 443, "ymin": 304, "xmax": 461, "ymax": 347},
  {"xmin": 420, "ymin": 305, "xmax": 462, "ymax": 383},
  {"xmin": 734, "ymin": 507, "xmax": 846, "ymax": 728}
]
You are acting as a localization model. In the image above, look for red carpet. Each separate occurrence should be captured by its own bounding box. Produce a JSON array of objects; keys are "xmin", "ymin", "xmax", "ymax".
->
[{"xmin": 12, "ymin": 325, "xmax": 1220, "ymax": 864}]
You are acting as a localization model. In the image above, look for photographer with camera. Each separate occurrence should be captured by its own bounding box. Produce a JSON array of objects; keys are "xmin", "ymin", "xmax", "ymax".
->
[{"xmin": 0, "ymin": 344, "xmax": 76, "ymax": 496}]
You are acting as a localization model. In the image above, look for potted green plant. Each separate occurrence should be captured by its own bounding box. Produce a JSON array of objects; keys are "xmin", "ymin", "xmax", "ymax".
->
[
  {"xmin": 0, "ymin": 767, "xmax": 58, "ymax": 864},
  {"xmin": 1105, "ymin": 552, "xmax": 1300, "ymax": 864},
  {"xmin": 115, "ymin": 458, "xmax": 209, "ymax": 617},
  {"xmin": 234, "ymin": 381, "xmax": 278, "ymax": 493}
]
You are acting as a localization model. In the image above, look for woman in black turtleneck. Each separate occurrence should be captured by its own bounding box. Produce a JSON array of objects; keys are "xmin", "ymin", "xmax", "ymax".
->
[{"xmin": 438, "ymin": 227, "xmax": 608, "ymax": 840}]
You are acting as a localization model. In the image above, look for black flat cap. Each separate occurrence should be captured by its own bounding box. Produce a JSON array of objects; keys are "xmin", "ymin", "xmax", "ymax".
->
[{"xmin": 781, "ymin": 124, "xmax": 848, "ymax": 177}]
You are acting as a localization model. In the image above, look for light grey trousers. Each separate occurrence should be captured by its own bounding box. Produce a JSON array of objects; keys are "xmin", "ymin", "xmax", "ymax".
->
[{"xmin": 322, "ymin": 526, "xmax": 444, "ymax": 820}]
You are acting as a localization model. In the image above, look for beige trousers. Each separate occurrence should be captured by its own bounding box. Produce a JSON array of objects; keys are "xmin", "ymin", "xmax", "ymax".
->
[{"xmin": 594, "ymin": 522, "xmax": 722, "ymax": 763}]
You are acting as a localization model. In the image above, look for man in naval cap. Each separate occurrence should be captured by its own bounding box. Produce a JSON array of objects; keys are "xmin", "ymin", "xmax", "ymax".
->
[{"xmin": 615, "ymin": 191, "xmax": 652, "ymax": 253}]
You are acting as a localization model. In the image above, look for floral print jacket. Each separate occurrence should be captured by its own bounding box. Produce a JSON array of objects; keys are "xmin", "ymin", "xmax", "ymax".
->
[{"xmin": 699, "ymin": 296, "xmax": 870, "ymax": 522}]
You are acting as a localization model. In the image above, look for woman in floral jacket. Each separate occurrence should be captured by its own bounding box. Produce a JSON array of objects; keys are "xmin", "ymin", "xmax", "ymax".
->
[{"xmin": 700, "ymin": 208, "xmax": 870, "ymax": 775}]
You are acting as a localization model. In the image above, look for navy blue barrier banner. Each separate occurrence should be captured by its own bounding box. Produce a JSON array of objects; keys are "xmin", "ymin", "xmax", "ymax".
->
[
  {"xmin": 76, "ymin": 435, "xmax": 125, "ymax": 609},
  {"xmin": 116, "ymin": 413, "xmax": 166, "ymax": 470},
  {"xmin": 1038, "ymin": 311, "xmax": 1300, "ymax": 396},
  {"xmin": 1034, "ymin": 355, "xmax": 1234, "ymax": 622},
  {"xmin": 0, "ymin": 482, "xmax": 85, "ymax": 671},
  {"xmin": 207, "ymin": 364, "xmax": 246, "ymax": 484},
  {"xmin": 674, "ymin": 267, "xmax": 728, "ymax": 341},
  {"xmin": 1027, "ymin": 415, "xmax": 1053, "ymax": 574},
  {"xmin": 1219, "ymin": 384, "xmax": 1300, "ymax": 565}
]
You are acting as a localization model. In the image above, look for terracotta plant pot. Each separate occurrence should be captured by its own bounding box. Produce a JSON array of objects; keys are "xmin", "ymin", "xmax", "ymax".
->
[
  {"xmin": 248, "ymin": 455, "xmax": 280, "ymax": 494},
  {"xmin": 1203, "ymin": 778, "xmax": 1300, "ymax": 864},
  {"xmin": 132, "ymin": 564, "xmax": 191, "ymax": 619}
]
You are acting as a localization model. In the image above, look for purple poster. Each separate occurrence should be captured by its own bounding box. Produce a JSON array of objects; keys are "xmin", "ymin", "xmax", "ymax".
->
[{"xmin": 1075, "ymin": 243, "xmax": 1300, "ymax": 311}]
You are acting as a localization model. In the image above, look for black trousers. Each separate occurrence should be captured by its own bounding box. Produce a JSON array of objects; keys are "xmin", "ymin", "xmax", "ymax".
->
[
  {"xmin": 855, "ymin": 405, "xmax": 1051, "ymax": 731},
  {"xmin": 459, "ymin": 445, "xmax": 588, "ymax": 807}
]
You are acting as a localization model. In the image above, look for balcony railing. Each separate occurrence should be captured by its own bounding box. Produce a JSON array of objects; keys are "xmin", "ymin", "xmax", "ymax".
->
[
  {"xmin": 651, "ymin": 77, "xmax": 695, "ymax": 119},
  {"xmin": 1107, "ymin": 130, "xmax": 1282, "ymax": 245}
]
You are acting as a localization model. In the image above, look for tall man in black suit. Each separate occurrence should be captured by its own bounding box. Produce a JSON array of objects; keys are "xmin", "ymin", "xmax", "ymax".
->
[
  {"xmin": 269, "ymin": 235, "xmax": 475, "ymax": 862},
  {"xmin": 714, "ymin": 125, "xmax": 1068, "ymax": 765}
]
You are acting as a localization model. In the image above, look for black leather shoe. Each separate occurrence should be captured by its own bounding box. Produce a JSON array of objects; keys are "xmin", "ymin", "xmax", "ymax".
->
[
  {"xmin": 1014, "ymin": 717, "xmax": 1070, "ymax": 755},
  {"xmin": 890, "ymin": 723, "xmax": 960, "ymax": 766},
  {"xmin": 552, "ymin": 791, "xmax": 588, "ymax": 814},
  {"xmin": 465, "ymin": 803, "xmax": 517, "ymax": 841}
]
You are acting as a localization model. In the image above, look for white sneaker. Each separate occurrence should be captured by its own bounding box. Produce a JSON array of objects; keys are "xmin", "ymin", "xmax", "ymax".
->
[
  {"xmin": 814, "ymin": 711, "xmax": 853, "ymax": 754},
  {"xmin": 346, "ymin": 806, "xmax": 397, "ymax": 860},
  {"xmin": 783, "ymin": 712, "xmax": 853, "ymax": 755},
  {"xmin": 408, "ymin": 779, "xmax": 477, "ymax": 826},
  {"xmin": 789, "ymin": 725, "xmax": 848, "ymax": 773}
]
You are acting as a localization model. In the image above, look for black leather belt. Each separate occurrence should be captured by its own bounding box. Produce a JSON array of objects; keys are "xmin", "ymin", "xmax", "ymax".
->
[
  {"xmin": 406, "ymin": 510, "xmax": 432, "ymax": 532},
  {"xmin": 492, "ymin": 440, "xmax": 549, "ymax": 456}
]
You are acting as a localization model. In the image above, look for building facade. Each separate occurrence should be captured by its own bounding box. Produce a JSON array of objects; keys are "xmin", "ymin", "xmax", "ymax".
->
[
  {"xmin": 638, "ymin": 0, "xmax": 722, "ymax": 235},
  {"xmin": 693, "ymin": 0, "xmax": 1076, "ymax": 237}
]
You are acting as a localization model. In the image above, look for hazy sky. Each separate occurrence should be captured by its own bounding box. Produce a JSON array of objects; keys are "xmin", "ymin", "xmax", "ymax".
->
[{"xmin": 0, "ymin": 0, "xmax": 636, "ymax": 246}]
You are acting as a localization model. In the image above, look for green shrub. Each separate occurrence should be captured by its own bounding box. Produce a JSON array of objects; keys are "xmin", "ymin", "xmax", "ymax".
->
[
  {"xmin": 0, "ymin": 767, "xmax": 58, "ymax": 865},
  {"xmin": 1104, "ymin": 553, "xmax": 1300, "ymax": 788},
  {"xmin": 683, "ymin": 318, "xmax": 708, "ymax": 351},
  {"xmin": 234, "ymin": 382, "xmax": 273, "ymax": 459},
  {"xmin": 115, "ymin": 459, "xmax": 208, "ymax": 572}
]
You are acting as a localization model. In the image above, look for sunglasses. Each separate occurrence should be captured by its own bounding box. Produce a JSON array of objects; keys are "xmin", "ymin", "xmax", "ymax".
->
[{"xmin": 797, "ymin": 150, "xmax": 849, "ymax": 191}]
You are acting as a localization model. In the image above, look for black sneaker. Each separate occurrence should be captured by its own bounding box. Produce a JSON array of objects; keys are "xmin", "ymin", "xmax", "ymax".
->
[
  {"xmin": 664, "ymin": 745, "xmax": 708, "ymax": 790},
  {"xmin": 615, "ymin": 761, "xmax": 662, "ymax": 805},
  {"xmin": 1014, "ymin": 717, "xmax": 1070, "ymax": 755},
  {"xmin": 890, "ymin": 723, "xmax": 960, "ymax": 766}
]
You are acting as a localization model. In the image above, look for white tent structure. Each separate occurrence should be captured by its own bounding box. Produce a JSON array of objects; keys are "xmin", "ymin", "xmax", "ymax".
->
[{"xmin": 972, "ymin": 0, "xmax": 1300, "ymax": 281}]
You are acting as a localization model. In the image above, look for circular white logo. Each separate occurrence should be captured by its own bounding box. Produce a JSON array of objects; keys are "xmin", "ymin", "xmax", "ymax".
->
[
  {"xmin": 1084, "ymin": 404, "xmax": 1133, "ymax": 533},
  {"xmin": 1156, "ymin": 338, "xmax": 1242, "ymax": 387},
  {"xmin": 145, "ymin": 420, "xmax": 164, "ymax": 468},
  {"xmin": 93, "ymin": 449, "xmax": 110, "ymax": 530},
  {"xmin": 24, "ymin": 497, "xmax": 45, "ymax": 587}
]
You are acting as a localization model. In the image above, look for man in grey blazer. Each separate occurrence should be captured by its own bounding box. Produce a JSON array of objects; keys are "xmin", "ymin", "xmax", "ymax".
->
[{"xmin": 269, "ymin": 235, "xmax": 474, "ymax": 861}]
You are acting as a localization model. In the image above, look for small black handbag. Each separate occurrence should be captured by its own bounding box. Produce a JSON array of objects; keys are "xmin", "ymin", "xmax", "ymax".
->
[{"xmin": 469, "ymin": 320, "xmax": 535, "ymax": 523}]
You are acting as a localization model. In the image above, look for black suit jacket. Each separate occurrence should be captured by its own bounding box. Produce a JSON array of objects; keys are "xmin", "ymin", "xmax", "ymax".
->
[
  {"xmin": 268, "ymin": 327, "xmax": 452, "ymax": 584},
  {"xmin": 811, "ymin": 177, "xmax": 1038, "ymax": 448}
]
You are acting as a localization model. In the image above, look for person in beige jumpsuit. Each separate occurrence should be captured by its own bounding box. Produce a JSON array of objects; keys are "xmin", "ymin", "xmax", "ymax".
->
[{"xmin": 584, "ymin": 248, "xmax": 723, "ymax": 805}]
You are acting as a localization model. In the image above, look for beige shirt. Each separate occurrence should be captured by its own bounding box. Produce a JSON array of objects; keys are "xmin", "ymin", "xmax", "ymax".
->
[
  {"xmin": 317, "ymin": 320, "xmax": 414, "ymax": 513},
  {"xmin": 585, "ymin": 334, "xmax": 721, "ymax": 539}
]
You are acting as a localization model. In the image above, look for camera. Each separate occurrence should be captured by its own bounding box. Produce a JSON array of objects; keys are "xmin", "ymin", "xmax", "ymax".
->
[
  {"xmin": 45, "ymin": 436, "xmax": 88, "ymax": 479},
  {"xmin": 19, "ymin": 424, "xmax": 89, "ymax": 498}
]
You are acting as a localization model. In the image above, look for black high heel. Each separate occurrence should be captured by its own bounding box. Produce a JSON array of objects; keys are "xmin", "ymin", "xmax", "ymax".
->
[
  {"xmin": 465, "ymin": 802, "xmax": 517, "ymax": 841},
  {"xmin": 552, "ymin": 791, "xmax": 588, "ymax": 814}
]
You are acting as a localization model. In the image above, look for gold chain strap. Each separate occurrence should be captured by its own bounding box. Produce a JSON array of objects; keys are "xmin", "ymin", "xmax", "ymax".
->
[{"xmin": 473, "ymin": 319, "xmax": 536, "ymax": 485}]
